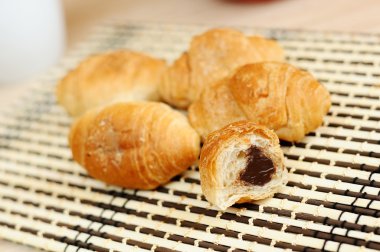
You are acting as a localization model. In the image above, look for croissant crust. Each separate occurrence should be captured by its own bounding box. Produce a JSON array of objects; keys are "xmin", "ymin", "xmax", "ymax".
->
[
  {"xmin": 57, "ymin": 50, "xmax": 167, "ymax": 116},
  {"xmin": 159, "ymin": 28, "xmax": 284, "ymax": 109},
  {"xmin": 189, "ymin": 62, "xmax": 331, "ymax": 142},
  {"xmin": 69, "ymin": 102, "xmax": 200, "ymax": 189}
]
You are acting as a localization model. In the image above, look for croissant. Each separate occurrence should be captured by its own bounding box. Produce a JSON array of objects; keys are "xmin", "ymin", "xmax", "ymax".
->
[
  {"xmin": 159, "ymin": 28, "xmax": 284, "ymax": 109},
  {"xmin": 56, "ymin": 50, "xmax": 167, "ymax": 117},
  {"xmin": 189, "ymin": 62, "xmax": 331, "ymax": 142},
  {"xmin": 69, "ymin": 102, "xmax": 200, "ymax": 189},
  {"xmin": 200, "ymin": 121, "xmax": 287, "ymax": 210}
]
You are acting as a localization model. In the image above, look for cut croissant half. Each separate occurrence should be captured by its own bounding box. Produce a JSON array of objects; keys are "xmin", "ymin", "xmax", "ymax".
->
[{"xmin": 199, "ymin": 121, "xmax": 287, "ymax": 210}]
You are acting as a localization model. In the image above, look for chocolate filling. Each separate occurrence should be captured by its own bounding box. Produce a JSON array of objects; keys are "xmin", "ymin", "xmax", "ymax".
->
[{"xmin": 239, "ymin": 146, "xmax": 275, "ymax": 186}]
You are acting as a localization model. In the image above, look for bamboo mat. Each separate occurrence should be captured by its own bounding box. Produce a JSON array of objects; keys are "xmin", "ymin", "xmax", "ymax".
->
[{"xmin": 0, "ymin": 22, "xmax": 379, "ymax": 251}]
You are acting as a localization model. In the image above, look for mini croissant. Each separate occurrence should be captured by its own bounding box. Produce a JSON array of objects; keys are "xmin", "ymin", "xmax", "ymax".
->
[
  {"xmin": 57, "ymin": 50, "xmax": 167, "ymax": 117},
  {"xmin": 200, "ymin": 121, "xmax": 287, "ymax": 210},
  {"xmin": 69, "ymin": 102, "xmax": 200, "ymax": 189},
  {"xmin": 189, "ymin": 62, "xmax": 331, "ymax": 142},
  {"xmin": 159, "ymin": 28, "xmax": 284, "ymax": 109}
]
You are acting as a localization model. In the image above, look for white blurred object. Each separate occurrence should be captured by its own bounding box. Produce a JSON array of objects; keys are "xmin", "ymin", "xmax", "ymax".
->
[{"xmin": 0, "ymin": 0, "xmax": 65, "ymax": 85}]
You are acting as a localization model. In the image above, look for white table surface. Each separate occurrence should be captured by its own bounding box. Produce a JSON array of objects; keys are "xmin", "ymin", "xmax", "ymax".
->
[{"xmin": 1, "ymin": 0, "xmax": 380, "ymax": 250}]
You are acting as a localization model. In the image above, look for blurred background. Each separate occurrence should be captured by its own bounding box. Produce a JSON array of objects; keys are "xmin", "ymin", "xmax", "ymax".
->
[
  {"xmin": 1, "ymin": 0, "xmax": 380, "ymax": 250},
  {"xmin": 1, "ymin": 0, "xmax": 380, "ymax": 86},
  {"xmin": 63, "ymin": 0, "xmax": 380, "ymax": 49}
]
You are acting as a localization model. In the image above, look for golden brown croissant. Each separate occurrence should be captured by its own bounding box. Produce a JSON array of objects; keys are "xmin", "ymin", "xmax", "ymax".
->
[
  {"xmin": 189, "ymin": 62, "xmax": 331, "ymax": 142},
  {"xmin": 200, "ymin": 121, "xmax": 287, "ymax": 210},
  {"xmin": 69, "ymin": 102, "xmax": 200, "ymax": 189},
  {"xmin": 159, "ymin": 28, "xmax": 284, "ymax": 109},
  {"xmin": 57, "ymin": 50, "xmax": 167, "ymax": 117}
]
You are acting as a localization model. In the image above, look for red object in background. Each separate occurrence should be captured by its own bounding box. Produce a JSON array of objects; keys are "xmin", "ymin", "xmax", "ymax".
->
[{"xmin": 223, "ymin": 0, "xmax": 280, "ymax": 3}]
